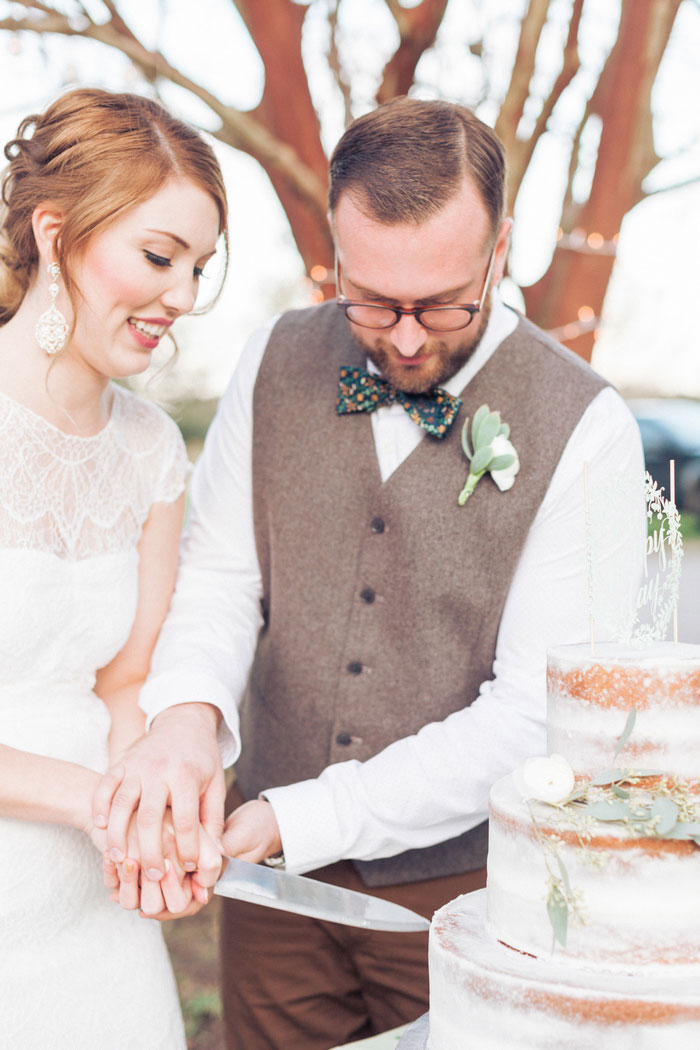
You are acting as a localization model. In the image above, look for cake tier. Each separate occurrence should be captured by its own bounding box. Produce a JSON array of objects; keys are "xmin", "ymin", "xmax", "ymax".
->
[
  {"xmin": 486, "ymin": 775, "xmax": 700, "ymax": 972},
  {"xmin": 547, "ymin": 642, "xmax": 700, "ymax": 781},
  {"xmin": 429, "ymin": 890, "xmax": 700, "ymax": 1050}
]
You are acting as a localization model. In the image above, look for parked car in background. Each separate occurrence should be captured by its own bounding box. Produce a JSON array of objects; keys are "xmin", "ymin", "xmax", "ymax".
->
[{"xmin": 627, "ymin": 398, "xmax": 700, "ymax": 517}]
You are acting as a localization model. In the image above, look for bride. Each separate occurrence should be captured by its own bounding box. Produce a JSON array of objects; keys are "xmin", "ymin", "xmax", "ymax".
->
[{"xmin": 0, "ymin": 88, "xmax": 226, "ymax": 1047}]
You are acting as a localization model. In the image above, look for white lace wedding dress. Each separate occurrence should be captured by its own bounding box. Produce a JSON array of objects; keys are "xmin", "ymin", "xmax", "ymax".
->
[{"xmin": 0, "ymin": 384, "xmax": 188, "ymax": 1049}]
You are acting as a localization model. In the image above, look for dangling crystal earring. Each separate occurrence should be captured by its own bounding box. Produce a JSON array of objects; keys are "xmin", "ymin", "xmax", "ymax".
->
[{"xmin": 35, "ymin": 262, "xmax": 69, "ymax": 355}]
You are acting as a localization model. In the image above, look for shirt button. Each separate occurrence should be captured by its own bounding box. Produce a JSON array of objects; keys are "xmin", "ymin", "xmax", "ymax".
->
[
  {"xmin": 347, "ymin": 661, "xmax": 363, "ymax": 675},
  {"xmin": 336, "ymin": 731, "xmax": 352, "ymax": 746},
  {"xmin": 360, "ymin": 588, "xmax": 376, "ymax": 604},
  {"xmin": 370, "ymin": 517, "xmax": 385, "ymax": 533}
]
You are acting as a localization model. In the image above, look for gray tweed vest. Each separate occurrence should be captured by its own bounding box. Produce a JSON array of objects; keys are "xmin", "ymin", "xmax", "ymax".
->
[{"xmin": 234, "ymin": 302, "xmax": 606, "ymax": 886}]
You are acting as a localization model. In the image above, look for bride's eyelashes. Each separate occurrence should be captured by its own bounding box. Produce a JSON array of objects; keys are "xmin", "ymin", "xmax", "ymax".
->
[
  {"xmin": 143, "ymin": 250, "xmax": 171, "ymax": 268},
  {"xmin": 143, "ymin": 249, "xmax": 208, "ymax": 279}
]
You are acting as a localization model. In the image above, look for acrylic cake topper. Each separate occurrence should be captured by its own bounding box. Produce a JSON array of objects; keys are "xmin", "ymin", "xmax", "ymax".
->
[{"xmin": 585, "ymin": 467, "xmax": 683, "ymax": 646}]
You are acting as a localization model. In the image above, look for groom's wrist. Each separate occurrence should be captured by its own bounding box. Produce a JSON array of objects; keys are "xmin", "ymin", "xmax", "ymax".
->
[{"xmin": 151, "ymin": 701, "xmax": 222, "ymax": 734}]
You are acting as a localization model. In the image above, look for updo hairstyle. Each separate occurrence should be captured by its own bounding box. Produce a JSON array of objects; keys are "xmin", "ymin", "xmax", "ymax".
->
[{"xmin": 0, "ymin": 88, "xmax": 228, "ymax": 326}]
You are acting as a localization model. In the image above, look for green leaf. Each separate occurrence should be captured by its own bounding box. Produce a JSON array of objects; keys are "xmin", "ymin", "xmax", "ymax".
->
[
  {"xmin": 471, "ymin": 446, "xmax": 493, "ymax": 474},
  {"xmin": 650, "ymin": 797, "xmax": 680, "ymax": 835},
  {"xmin": 662, "ymin": 821, "xmax": 700, "ymax": 840},
  {"xmin": 564, "ymin": 784, "xmax": 589, "ymax": 803},
  {"xmin": 474, "ymin": 411, "xmax": 500, "ymax": 449},
  {"xmin": 497, "ymin": 422, "xmax": 510, "ymax": 439},
  {"xmin": 489, "ymin": 453, "xmax": 515, "ymax": 471},
  {"xmin": 584, "ymin": 800, "xmax": 633, "ymax": 821},
  {"xmin": 555, "ymin": 855, "xmax": 571, "ymax": 895},
  {"xmin": 547, "ymin": 888, "xmax": 568, "ymax": 947},
  {"xmin": 591, "ymin": 768, "xmax": 629, "ymax": 786},
  {"xmin": 611, "ymin": 785, "xmax": 630, "ymax": 799},
  {"xmin": 461, "ymin": 416, "xmax": 472, "ymax": 460},
  {"xmin": 471, "ymin": 404, "xmax": 489, "ymax": 443},
  {"xmin": 613, "ymin": 709, "xmax": 637, "ymax": 762}
]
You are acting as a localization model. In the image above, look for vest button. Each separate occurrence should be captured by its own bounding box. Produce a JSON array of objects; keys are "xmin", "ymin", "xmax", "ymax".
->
[
  {"xmin": 347, "ymin": 661, "xmax": 363, "ymax": 675},
  {"xmin": 360, "ymin": 588, "xmax": 376, "ymax": 604},
  {"xmin": 370, "ymin": 517, "xmax": 385, "ymax": 534},
  {"xmin": 336, "ymin": 731, "xmax": 352, "ymax": 746}
]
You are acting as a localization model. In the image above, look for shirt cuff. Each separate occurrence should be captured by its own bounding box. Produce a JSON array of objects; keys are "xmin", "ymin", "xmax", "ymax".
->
[
  {"xmin": 260, "ymin": 778, "xmax": 346, "ymax": 875},
  {"xmin": 139, "ymin": 670, "xmax": 241, "ymax": 767}
]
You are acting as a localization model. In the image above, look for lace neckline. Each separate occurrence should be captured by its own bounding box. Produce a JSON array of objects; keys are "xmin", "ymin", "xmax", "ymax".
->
[{"xmin": 0, "ymin": 385, "xmax": 118, "ymax": 442}]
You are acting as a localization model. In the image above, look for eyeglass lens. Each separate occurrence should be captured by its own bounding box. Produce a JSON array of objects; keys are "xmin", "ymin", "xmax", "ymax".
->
[{"xmin": 344, "ymin": 304, "xmax": 476, "ymax": 331}]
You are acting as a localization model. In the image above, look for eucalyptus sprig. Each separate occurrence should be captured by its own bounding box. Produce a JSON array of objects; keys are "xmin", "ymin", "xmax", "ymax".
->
[{"xmin": 516, "ymin": 706, "xmax": 700, "ymax": 950}]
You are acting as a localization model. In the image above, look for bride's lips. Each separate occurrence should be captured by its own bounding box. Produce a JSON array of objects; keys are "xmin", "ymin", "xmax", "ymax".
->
[{"xmin": 127, "ymin": 316, "xmax": 172, "ymax": 349}]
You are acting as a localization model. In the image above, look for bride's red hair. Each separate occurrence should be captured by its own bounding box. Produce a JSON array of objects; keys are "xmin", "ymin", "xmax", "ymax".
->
[{"xmin": 0, "ymin": 88, "xmax": 228, "ymax": 325}]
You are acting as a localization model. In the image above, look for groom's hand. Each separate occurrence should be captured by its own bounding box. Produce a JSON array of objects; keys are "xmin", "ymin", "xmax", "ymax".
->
[
  {"xmin": 220, "ymin": 799, "xmax": 282, "ymax": 864},
  {"xmin": 93, "ymin": 702, "xmax": 225, "ymax": 885}
]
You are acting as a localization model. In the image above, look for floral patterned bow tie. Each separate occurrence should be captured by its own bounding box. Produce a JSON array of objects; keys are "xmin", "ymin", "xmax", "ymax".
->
[{"xmin": 336, "ymin": 366, "xmax": 462, "ymax": 439}]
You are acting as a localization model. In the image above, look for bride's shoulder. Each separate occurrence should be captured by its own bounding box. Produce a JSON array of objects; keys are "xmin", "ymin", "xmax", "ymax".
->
[
  {"xmin": 111, "ymin": 384, "xmax": 184, "ymax": 453},
  {"xmin": 110, "ymin": 385, "xmax": 190, "ymax": 504}
]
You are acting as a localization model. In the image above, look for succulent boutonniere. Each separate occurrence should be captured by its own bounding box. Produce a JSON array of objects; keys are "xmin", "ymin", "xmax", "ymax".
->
[{"xmin": 458, "ymin": 404, "xmax": 520, "ymax": 505}]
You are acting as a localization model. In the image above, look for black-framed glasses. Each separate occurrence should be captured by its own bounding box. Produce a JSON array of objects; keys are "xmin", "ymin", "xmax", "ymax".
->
[{"xmin": 335, "ymin": 246, "xmax": 496, "ymax": 332}]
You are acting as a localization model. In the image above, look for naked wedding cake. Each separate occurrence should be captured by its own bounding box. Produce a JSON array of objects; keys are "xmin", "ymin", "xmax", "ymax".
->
[{"xmin": 427, "ymin": 641, "xmax": 700, "ymax": 1050}]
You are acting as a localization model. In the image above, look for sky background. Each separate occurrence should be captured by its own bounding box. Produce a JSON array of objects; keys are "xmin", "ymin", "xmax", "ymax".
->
[{"xmin": 0, "ymin": 0, "xmax": 698, "ymax": 401}]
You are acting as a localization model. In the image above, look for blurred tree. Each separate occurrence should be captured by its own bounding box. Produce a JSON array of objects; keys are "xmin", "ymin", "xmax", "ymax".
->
[{"xmin": 0, "ymin": 0, "xmax": 691, "ymax": 360}]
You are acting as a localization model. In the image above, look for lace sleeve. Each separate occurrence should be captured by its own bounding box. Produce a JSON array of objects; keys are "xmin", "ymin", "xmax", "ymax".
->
[{"xmin": 153, "ymin": 413, "xmax": 191, "ymax": 505}]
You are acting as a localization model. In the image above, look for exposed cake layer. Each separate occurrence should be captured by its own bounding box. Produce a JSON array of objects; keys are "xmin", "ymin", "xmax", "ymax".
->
[
  {"xmin": 486, "ymin": 775, "xmax": 700, "ymax": 972},
  {"xmin": 429, "ymin": 891, "xmax": 700, "ymax": 1050},
  {"xmin": 547, "ymin": 642, "xmax": 700, "ymax": 781}
]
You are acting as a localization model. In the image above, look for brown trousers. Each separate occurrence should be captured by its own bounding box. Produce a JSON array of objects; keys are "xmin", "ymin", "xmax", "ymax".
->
[{"xmin": 220, "ymin": 788, "xmax": 486, "ymax": 1050}]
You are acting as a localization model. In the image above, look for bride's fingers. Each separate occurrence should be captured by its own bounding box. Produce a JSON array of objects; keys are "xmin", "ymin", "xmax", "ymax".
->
[
  {"xmin": 139, "ymin": 873, "xmax": 166, "ymax": 917},
  {"xmin": 160, "ymin": 860, "xmax": 193, "ymax": 915},
  {"xmin": 117, "ymin": 858, "xmax": 141, "ymax": 911},
  {"xmin": 103, "ymin": 852, "xmax": 120, "ymax": 891}
]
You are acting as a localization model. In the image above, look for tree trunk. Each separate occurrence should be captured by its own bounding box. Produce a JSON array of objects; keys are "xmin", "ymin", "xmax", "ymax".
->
[
  {"xmin": 521, "ymin": 0, "xmax": 682, "ymax": 361},
  {"xmin": 233, "ymin": 0, "xmax": 334, "ymax": 283}
]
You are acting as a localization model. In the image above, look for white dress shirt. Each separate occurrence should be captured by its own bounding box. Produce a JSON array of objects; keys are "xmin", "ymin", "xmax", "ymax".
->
[{"xmin": 141, "ymin": 293, "xmax": 644, "ymax": 874}]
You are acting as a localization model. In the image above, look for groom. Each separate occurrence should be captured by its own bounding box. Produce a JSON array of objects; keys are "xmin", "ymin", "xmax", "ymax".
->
[{"xmin": 96, "ymin": 98, "xmax": 643, "ymax": 1049}]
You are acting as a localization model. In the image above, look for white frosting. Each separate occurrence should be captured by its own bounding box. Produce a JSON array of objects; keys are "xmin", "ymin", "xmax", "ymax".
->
[
  {"xmin": 429, "ymin": 891, "xmax": 700, "ymax": 1050},
  {"xmin": 427, "ymin": 643, "xmax": 700, "ymax": 1047},
  {"xmin": 486, "ymin": 776, "xmax": 700, "ymax": 971},
  {"xmin": 547, "ymin": 642, "xmax": 700, "ymax": 780}
]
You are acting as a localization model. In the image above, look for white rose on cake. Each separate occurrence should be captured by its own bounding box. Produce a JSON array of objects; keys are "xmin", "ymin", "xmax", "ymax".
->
[{"xmin": 513, "ymin": 753, "xmax": 575, "ymax": 804}]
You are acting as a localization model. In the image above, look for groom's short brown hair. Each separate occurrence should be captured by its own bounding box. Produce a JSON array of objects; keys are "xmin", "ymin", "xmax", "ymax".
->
[{"xmin": 328, "ymin": 96, "xmax": 507, "ymax": 238}]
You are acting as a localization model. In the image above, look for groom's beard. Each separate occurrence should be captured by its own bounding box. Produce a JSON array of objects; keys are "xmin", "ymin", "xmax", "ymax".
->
[{"xmin": 352, "ymin": 294, "xmax": 492, "ymax": 394}]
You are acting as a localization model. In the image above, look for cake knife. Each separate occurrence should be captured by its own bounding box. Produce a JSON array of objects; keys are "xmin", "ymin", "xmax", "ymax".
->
[{"xmin": 214, "ymin": 857, "xmax": 430, "ymax": 932}]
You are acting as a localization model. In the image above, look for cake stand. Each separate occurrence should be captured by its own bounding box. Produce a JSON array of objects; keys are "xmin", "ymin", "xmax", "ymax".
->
[{"xmin": 396, "ymin": 1013, "xmax": 429, "ymax": 1048}]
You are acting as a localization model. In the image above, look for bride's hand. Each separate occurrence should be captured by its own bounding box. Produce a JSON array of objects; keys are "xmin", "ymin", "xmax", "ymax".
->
[
  {"xmin": 136, "ymin": 824, "xmax": 222, "ymax": 921},
  {"xmin": 103, "ymin": 819, "xmax": 221, "ymax": 918}
]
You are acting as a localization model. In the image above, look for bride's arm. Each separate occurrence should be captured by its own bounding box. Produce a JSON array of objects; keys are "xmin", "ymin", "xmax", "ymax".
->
[
  {"xmin": 93, "ymin": 492, "xmax": 220, "ymax": 914},
  {"xmin": 95, "ymin": 493, "xmax": 186, "ymax": 764},
  {"xmin": 0, "ymin": 743, "xmax": 99, "ymax": 834}
]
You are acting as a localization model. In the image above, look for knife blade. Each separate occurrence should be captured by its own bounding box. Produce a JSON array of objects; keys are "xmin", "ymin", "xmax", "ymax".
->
[{"xmin": 214, "ymin": 857, "xmax": 430, "ymax": 932}]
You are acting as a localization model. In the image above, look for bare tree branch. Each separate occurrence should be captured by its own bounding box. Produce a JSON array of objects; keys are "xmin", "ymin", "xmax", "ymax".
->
[
  {"xmin": 0, "ymin": 4, "xmax": 329, "ymax": 225},
  {"xmin": 382, "ymin": 0, "xmax": 404, "ymax": 26},
  {"xmin": 327, "ymin": 0, "xmax": 353, "ymax": 128},
  {"xmin": 644, "ymin": 173, "xmax": 700, "ymax": 196},
  {"xmin": 494, "ymin": 0, "xmax": 551, "ymax": 154},
  {"xmin": 506, "ymin": 0, "xmax": 584, "ymax": 207},
  {"xmin": 377, "ymin": 0, "xmax": 449, "ymax": 102}
]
